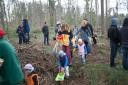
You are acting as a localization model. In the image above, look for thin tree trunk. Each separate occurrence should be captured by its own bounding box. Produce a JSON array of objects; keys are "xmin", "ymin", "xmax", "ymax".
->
[
  {"xmin": 101, "ymin": 0, "xmax": 104, "ymax": 34},
  {"xmin": 95, "ymin": 0, "xmax": 98, "ymax": 32},
  {"xmin": 105, "ymin": 0, "xmax": 108, "ymax": 32}
]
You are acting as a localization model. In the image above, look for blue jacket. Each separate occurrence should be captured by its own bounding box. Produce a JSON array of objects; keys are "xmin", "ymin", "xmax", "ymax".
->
[
  {"xmin": 58, "ymin": 54, "xmax": 69, "ymax": 67},
  {"xmin": 23, "ymin": 19, "xmax": 30, "ymax": 33},
  {"xmin": 77, "ymin": 27, "xmax": 89, "ymax": 43}
]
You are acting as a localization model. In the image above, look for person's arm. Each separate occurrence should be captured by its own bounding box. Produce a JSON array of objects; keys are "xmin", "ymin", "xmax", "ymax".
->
[{"xmin": 32, "ymin": 75, "xmax": 39, "ymax": 85}]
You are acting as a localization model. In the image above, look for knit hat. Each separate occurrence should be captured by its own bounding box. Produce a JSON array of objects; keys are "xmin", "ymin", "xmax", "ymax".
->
[
  {"xmin": 24, "ymin": 63, "xmax": 34, "ymax": 72},
  {"xmin": 0, "ymin": 28, "xmax": 5, "ymax": 38}
]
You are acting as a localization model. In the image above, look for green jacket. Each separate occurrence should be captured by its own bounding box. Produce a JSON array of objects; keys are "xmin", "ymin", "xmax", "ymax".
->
[{"xmin": 0, "ymin": 38, "xmax": 24, "ymax": 85}]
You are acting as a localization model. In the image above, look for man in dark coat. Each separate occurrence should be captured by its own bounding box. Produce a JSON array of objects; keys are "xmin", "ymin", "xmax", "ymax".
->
[
  {"xmin": 22, "ymin": 19, "xmax": 30, "ymax": 44},
  {"xmin": 120, "ymin": 17, "xmax": 128, "ymax": 70},
  {"xmin": 42, "ymin": 22, "xmax": 49, "ymax": 45},
  {"xmin": 108, "ymin": 16, "xmax": 120, "ymax": 67}
]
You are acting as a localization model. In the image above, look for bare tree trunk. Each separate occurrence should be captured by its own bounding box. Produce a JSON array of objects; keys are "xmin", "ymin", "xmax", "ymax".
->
[
  {"xmin": 105, "ymin": 0, "xmax": 109, "ymax": 32},
  {"xmin": 127, "ymin": 0, "xmax": 128, "ymax": 13},
  {"xmin": 48, "ymin": 0, "xmax": 55, "ymax": 26},
  {"xmin": 95, "ymin": 0, "xmax": 98, "ymax": 32},
  {"xmin": 115, "ymin": 0, "xmax": 119, "ymax": 16},
  {"xmin": 90, "ymin": 0, "xmax": 93, "ymax": 24},
  {"xmin": 0, "ymin": 0, "xmax": 5, "ymax": 28},
  {"xmin": 85, "ymin": 0, "xmax": 90, "ymax": 19},
  {"xmin": 101, "ymin": 0, "xmax": 104, "ymax": 34}
]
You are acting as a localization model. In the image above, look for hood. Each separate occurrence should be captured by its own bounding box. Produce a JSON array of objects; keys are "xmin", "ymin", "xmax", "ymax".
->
[{"xmin": 111, "ymin": 16, "xmax": 119, "ymax": 26}]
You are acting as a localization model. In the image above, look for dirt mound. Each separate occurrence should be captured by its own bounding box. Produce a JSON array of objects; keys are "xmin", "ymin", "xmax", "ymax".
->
[{"xmin": 15, "ymin": 44, "xmax": 55, "ymax": 85}]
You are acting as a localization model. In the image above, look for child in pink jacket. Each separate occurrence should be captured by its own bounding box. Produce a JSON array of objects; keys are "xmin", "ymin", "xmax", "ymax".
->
[{"xmin": 76, "ymin": 39, "xmax": 87, "ymax": 64}]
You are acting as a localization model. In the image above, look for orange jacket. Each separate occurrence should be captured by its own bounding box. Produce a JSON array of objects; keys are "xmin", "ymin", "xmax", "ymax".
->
[{"xmin": 25, "ymin": 73, "xmax": 39, "ymax": 85}]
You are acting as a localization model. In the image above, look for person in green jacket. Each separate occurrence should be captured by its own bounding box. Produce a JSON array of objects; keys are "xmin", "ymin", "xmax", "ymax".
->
[{"xmin": 0, "ymin": 28, "xmax": 24, "ymax": 85}]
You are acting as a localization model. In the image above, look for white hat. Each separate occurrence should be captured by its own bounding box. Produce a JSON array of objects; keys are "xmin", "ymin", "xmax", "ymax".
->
[
  {"xmin": 24, "ymin": 63, "xmax": 34, "ymax": 72},
  {"xmin": 78, "ymin": 38, "xmax": 83, "ymax": 43}
]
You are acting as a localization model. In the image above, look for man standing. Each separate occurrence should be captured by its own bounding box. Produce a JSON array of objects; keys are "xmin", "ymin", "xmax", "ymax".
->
[
  {"xmin": 108, "ymin": 16, "xmax": 120, "ymax": 67},
  {"xmin": 84, "ymin": 19, "xmax": 94, "ymax": 37},
  {"xmin": 42, "ymin": 22, "xmax": 49, "ymax": 45},
  {"xmin": 120, "ymin": 17, "xmax": 128, "ymax": 70},
  {"xmin": 22, "ymin": 19, "xmax": 30, "ymax": 44}
]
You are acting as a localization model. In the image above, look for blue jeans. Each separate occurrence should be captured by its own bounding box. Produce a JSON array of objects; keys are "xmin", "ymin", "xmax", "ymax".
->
[
  {"xmin": 122, "ymin": 47, "xmax": 128, "ymax": 70},
  {"xmin": 110, "ymin": 41, "xmax": 118, "ymax": 66}
]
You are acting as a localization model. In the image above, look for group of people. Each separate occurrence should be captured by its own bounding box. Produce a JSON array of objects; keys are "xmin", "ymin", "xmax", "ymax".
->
[
  {"xmin": 1, "ymin": 16, "xmax": 128, "ymax": 85},
  {"xmin": 108, "ymin": 16, "xmax": 128, "ymax": 70},
  {"xmin": 54, "ymin": 19, "xmax": 96, "ymax": 78},
  {"xmin": 16, "ymin": 19, "xmax": 30, "ymax": 44}
]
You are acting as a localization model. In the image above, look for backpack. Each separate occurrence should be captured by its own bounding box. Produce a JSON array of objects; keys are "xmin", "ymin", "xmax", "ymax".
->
[{"xmin": 108, "ymin": 26, "xmax": 120, "ymax": 43}]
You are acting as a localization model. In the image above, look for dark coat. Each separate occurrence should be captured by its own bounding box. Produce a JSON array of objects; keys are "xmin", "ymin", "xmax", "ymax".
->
[
  {"xmin": 120, "ymin": 27, "xmax": 128, "ymax": 47},
  {"xmin": 23, "ymin": 19, "xmax": 30, "ymax": 33},
  {"xmin": 42, "ymin": 25, "xmax": 49, "ymax": 36},
  {"xmin": 108, "ymin": 16, "xmax": 120, "ymax": 44},
  {"xmin": 16, "ymin": 26, "xmax": 24, "ymax": 35}
]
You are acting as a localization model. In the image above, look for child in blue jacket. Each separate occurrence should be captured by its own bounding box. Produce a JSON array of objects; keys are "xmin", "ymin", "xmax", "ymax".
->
[{"xmin": 58, "ymin": 50, "xmax": 69, "ymax": 77}]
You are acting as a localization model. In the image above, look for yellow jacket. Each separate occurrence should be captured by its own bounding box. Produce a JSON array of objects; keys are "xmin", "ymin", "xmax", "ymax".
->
[{"xmin": 57, "ymin": 34, "xmax": 70, "ymax": 46}]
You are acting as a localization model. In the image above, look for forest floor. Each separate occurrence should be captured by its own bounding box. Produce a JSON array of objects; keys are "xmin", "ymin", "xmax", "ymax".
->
[{"xmin": 9, "ymin": 33, "xmax": 128, "ymax": 85}]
